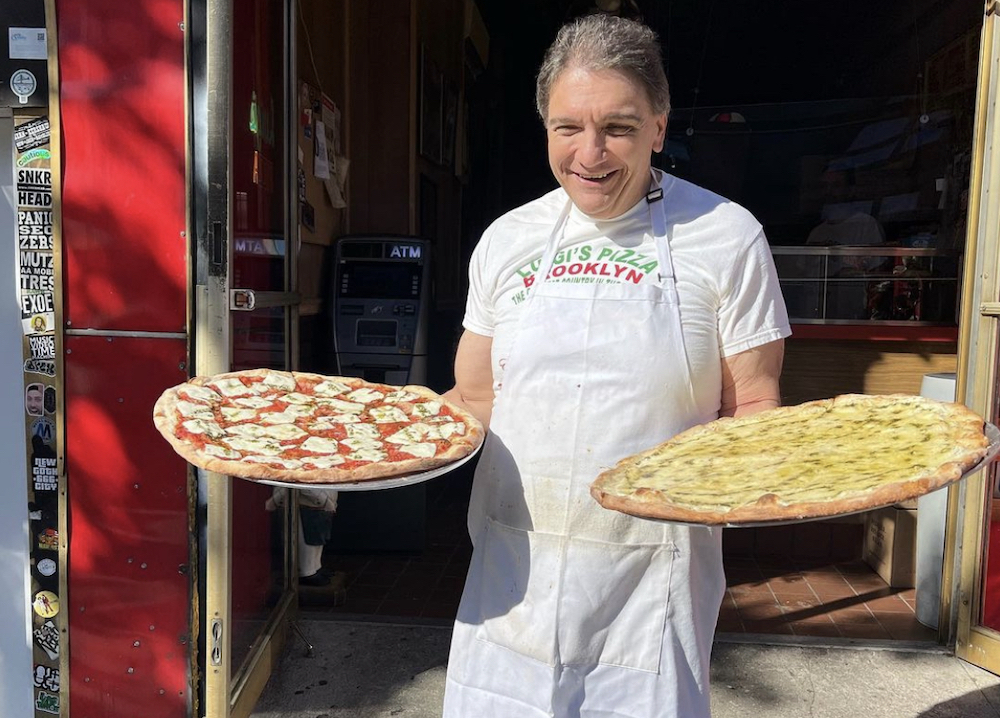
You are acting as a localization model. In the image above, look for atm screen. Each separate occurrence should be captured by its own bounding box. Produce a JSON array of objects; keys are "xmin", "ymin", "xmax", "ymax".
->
[{"xmin": 340, "ymin": 261, "xmax": 420, "ymax": 299}]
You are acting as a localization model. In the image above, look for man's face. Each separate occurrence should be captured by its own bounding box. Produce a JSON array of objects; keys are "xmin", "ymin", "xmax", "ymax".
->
[
  {"xmin": 545, "ymin": 67, "xmax": 666, "ymax": 220},
  {"xmin": 26, "ymin": 387, "xmax": 43, "ymax": 415}
]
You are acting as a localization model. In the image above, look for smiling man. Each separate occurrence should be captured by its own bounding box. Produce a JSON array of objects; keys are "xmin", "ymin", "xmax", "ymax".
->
[{"xmin": 442, "ymin": 14, "xmax": 790, "ymax": 718}]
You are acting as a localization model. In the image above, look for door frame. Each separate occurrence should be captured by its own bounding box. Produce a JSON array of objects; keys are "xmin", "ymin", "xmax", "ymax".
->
[
  {"xmin": 952, "ymin": 0, "xmax": 1000, "ymax": 673},
  {"xmin": 190, "ymin": 0, "xmax": 301, "ymax": 714}
]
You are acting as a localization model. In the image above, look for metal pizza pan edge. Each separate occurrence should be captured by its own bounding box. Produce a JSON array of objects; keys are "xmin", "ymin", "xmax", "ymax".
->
[{"xmin": 249, "ymin": 441, "xmax": 483, "ymax": 492}]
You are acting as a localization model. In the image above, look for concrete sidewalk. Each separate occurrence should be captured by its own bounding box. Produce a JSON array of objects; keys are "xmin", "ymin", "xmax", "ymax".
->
[{"xmin": 250, "ymin": 619, "xmax": 1000, "ymax": 718}]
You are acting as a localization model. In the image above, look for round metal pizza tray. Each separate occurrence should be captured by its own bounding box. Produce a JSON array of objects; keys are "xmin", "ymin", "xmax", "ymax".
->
[
  {"xmin": 252, "ymin": 443, "xmax": 482, "ymax": 492},
  {"xmin": 644, "ymin": 421, "xmax": 1000, "ymax": 529}
]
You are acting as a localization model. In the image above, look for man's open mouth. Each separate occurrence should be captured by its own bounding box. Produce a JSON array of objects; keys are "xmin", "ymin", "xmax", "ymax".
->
[{"xmin": 575, "ymin": 170, "xmax": 617, "ymax": 182}]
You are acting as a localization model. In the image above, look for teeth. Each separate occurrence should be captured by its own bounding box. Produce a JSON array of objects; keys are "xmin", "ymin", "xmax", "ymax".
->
[{"xmin": 580, "ymin": 172, "xmax": 611, "ymax": 180}]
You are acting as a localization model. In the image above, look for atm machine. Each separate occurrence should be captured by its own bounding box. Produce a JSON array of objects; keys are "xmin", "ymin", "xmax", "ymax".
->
[
  {"xmin": 330, "ymin": 236, "xmax": 431, "ymax": 384},
  {"xmin": 327, "ymin": 236, "xmax": 432, "ymax": 552}
]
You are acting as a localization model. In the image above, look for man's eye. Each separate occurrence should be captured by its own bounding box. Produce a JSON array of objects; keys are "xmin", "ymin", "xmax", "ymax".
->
[
  {"xmin": 553, "ymin": 125, "xmax": 581, "ymax": 135},
  {"xmin": 606, "ymin": 125, "xmax": 635, "ymax": 136}
]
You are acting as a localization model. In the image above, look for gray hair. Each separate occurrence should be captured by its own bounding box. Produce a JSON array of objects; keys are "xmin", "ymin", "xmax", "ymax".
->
[{"xmin": 535, "ymin": 14, "xmax": 670, "ymax": 121}]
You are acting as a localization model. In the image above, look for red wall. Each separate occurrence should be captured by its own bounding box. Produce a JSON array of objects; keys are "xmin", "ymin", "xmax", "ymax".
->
[{"xmin": 57, "ymin": 1, "xmax": 191, "ymax": 716}]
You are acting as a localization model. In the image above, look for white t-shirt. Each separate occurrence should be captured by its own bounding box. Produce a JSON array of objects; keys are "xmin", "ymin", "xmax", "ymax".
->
[{"xmin": 463, "ymin": 173, "xmax": 792, "ymax": 420}]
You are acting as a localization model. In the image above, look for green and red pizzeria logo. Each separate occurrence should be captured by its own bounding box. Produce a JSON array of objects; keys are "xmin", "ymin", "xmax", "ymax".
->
[{"xmin": 515, "ymin": 244, "xmax": 659, "ymax": 291}]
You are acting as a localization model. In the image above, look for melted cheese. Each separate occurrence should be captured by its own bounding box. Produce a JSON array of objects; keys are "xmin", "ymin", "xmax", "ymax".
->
[
  {"xmin": 329, "ymin": 413, "xmax": 360, "ymax": 424},
  {"xmin": 177, "ymin": 400, "xmax": 214, "ymax": 419},
  {"xmin": 260, "ymin": 424, "xmax": 308, "ymax": 441},
  {"xmin": 280, "ymin": 392, "xmax": 314, "ymax": 405},
  {"xmin": 182, "ymin": 419, "xmax": 225, "ymax": 438},
  {"xmin": 386, "ymin": 423, "xmax": 437, "ymax": 444},
  {"xmin": 223, "ymin": 436, "xmax": 282, "ymax": 456},
  {"xmin": 261, "ymin": 372, "xmax": 296, "ymax": 392},
  {"xmin": 301, "ymin": 436, "xmax": 342, "ymax": 454},
  {"xmin": 245, "ymin": 455, "xmax": 303, "ymax": 469},
  {"xmin": 398, "ymin": 442, "xmax": 437, "ymax": 458},
  {"xmin": 314, "ymin": 379, "xmax": 351, "ymax": 396},
  {"xmin": 346, "ymin": 423, "xmax": 380, "ymax": 441},
  {"xmin": 346, "ymin": 388, "xmax": 384, "ymax": 404},
  {"xmin": 341, "ymin": 437, "xmax": 382, "ymax": 452},
  {"xmin": 347, "ymin": 447, "xmax": 387, "ymax": 463},
  {"xmin": 370, "ymin": 406, "xmax": 409, "ymax": 424},
  {"xmin": 411, "ymin": 401, "xmax": 441, "ymax": 418},
  {"xmin": 303, "ymin": 455, "xmax": 346, "ymax": 469},
  {"xmin": 221, "ymin": 407, "xmax": 258, "ymax": 423},
  {"xmin": 208, "ymin": 377, "xmax": 252, "ymax": 397},
  {"xmin": 232, "ymin": 396, "xmax": 273, "ymax": 409},
  {"xmin": 601, "ymin": 397, "xmax": 983, "ymax": 513},
  {"xmin": 179, "ymin": 385, "xmax": 219, "ymax": 403},
  {"xmin": 319, "ymin": 398, "xmax": 365, "ymax": 414},
  {"xmin": 203, "ymin": 444, "xmax": 241, "ymax": 459},
  {"xmin": 384, "ymin": 390, "xmax": 419, "ymax": 403},
  {"xmin": 438, "ymin": 422, "xmax": 465, "ymax": 439},
  {"xmin": 225, "ymin": 424, "xmax": 269, "ymax": 438},
  {"xmin": 260, "ymin": 405, "xmax": 313, "ymax": 425}
]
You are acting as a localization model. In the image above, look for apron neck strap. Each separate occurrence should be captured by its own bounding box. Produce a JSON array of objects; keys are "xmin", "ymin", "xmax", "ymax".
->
[{"xmin": 535, "ymin": 172, "xmax": 673, "ymax": 286}]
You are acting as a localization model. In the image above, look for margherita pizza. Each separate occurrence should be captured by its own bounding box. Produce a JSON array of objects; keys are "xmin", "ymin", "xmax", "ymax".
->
[
  {"xmin": 153, "ymin": 369, "xmax": 484, "ymax": 484},
  {"xmin": 590, "ymin": 394, "xmax": 992, "ymax": 526}
]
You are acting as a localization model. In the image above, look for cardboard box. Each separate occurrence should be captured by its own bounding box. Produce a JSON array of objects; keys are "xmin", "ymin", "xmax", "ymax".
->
[{"xmin": 864, "ymin": 507, "xmax": 917, "ymax": 588}]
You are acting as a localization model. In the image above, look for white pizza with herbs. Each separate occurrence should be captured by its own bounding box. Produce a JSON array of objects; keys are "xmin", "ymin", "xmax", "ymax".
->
[
  {"xmin": 153, "ymin": 369, "xmax": 483, "ymax": 483},
  {"xmin": 590, "ymin": 394, "xmax": 990, "ymax": 525}
]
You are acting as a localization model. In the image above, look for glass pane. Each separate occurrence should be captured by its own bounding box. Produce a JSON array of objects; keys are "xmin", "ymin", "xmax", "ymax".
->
[
  {"xmin": 233, "ymin": 0, "xmax": 286, "ymax": 293},
  {"xmin": 231, "ymin": 488, "xmax": 288, "ymax": 670},
  {"xmin": 772, "ymin": 253, "xmax": 824, "ymax": 278},
  {"xmin": 981, "ymin": 324, "xmax": 1000, "ymax": 630},
  {"xmin": 228, "ymin": 0, "xmax": 289, "ymax": 677},
  {"xmin": 233, "ymin": 307, "xmax": 287, "ymax": 371},
  {"xmin": 779, "ymin": 281, "xmax": 824, "ymax": 320},
  {"xmin": 981, "ymin": 463, "xmax": 1000, "ymax": 630}
]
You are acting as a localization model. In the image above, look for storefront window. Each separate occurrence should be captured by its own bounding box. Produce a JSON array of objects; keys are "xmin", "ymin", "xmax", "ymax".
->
[
  {"xmin": 659, "ymin": 6, "xmax": 980, "ymax": 326},
  {"xmin": 665, "ymin": 98, "xmax": 972, "ymax": 252}
]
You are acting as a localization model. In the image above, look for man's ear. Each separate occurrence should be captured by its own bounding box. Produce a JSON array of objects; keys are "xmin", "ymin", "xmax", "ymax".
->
[{"xmin": 652, "ymin": 113, "xmax": 667, "ymax": 153}]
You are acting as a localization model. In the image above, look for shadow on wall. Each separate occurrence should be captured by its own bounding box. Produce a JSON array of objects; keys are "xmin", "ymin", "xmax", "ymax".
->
[{"xmin": 58, "ymin": 2, "xmax": 193, "ymax": 716}]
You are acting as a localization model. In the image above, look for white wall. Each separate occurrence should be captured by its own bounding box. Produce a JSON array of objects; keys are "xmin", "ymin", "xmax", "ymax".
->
[{"xmin": 0, "ymin": 109, "xmax": 34, "ymax": 718}]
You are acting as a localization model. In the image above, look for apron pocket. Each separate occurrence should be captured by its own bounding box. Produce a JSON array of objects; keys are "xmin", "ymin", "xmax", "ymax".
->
[
  {"xmin": 558, "ymin": 536, "xmax": 675, "ymax": 673},
  {"xmin": 472, "ymin": 518, "xmax": 563, "ymax": 666},
  {"xmin": 470, "ymin": 518, "xmax": 676, "ymax": 673}
]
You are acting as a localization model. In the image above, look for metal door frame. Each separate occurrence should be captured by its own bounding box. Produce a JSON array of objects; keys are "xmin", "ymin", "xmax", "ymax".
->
[{"xmin": 189, "ymin": 0, "xmax": 301, "ymax": 714}]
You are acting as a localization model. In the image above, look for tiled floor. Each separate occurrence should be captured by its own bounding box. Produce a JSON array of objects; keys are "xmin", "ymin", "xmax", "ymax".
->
[
  {"xmin": 305, "ymin": 469, "xmax": 474, "ymax": 620},
  {"xmin": 718, "ymin": 557, "xmax": 935, "ymax": 641},
  {"xmin": 305, "ymin": 477, "xmax": 935, "ymax": 643}
]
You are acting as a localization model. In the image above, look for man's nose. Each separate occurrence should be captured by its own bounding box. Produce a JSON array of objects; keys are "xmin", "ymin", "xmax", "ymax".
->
[{"xmin": 576, "ymin": 128, "xmax": 606, "ymax": 165}]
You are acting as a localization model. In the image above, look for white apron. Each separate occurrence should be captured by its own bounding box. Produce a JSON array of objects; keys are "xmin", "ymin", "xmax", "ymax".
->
[{"xmin": 443, "ymin": 182, "xmax": 726, "ymax": 718}]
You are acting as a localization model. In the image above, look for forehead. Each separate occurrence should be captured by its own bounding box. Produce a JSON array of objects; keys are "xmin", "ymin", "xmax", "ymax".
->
[{"xmin": 547, "ymin": 66, "xmax": 654, "ymax": 119}]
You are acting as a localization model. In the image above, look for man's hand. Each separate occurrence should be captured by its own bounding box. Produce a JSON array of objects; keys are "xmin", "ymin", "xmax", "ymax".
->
[
  {"xmin": 720, "ymin": 339, "xmax": 784, "ymax": 418},
  {"xmin": 443, "ymin": 330, "xmax": 495, "ymax": 430}
]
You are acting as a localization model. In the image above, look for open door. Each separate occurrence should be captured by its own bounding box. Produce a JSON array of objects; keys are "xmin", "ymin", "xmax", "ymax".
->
[
  {"xmin": 953, "ymin": 0, "xmax": 1000, "ymax": 675},
  {"xmin": 193, "ymin": 0, "xmax": 300, "ymax": 715}
]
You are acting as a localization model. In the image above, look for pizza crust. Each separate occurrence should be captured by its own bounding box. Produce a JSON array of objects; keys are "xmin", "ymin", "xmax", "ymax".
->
[
  {"xmin": 152, "ymin": 370, "xmax": 484, "ymax": 485},
  {"xmin": 589, "ymin": 394, "xmax": 990, "ymax": 526}
]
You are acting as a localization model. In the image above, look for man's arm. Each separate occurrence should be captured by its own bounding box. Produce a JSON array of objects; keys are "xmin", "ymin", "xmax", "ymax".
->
[
  {"xmin": 719, "ymin": 339, "xmax": 785, "ymax": 418},
  {"xmin": 443, "ymin": 330, "xmax": 496, "ymax": 430}
]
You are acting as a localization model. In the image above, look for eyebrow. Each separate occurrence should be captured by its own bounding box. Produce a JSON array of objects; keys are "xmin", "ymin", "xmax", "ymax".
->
[{"xmin": 547, "ymin": 112, "xmax": 645, "ymax": 127}]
